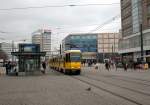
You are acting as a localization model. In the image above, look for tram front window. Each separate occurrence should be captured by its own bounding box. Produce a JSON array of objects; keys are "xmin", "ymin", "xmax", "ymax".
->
[{"xmin": 70, "ymin": 53, "xmax": 81, "ymax": 62}]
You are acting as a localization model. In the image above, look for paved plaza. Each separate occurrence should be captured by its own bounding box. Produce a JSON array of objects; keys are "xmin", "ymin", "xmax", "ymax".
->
[{"xmin": 0, "ymin": 65, "xmax": 150, "ymax": 105}]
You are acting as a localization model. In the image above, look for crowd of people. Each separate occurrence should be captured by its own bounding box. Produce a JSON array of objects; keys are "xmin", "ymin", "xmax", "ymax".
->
[
  {"xmin": 2, "ymin": 59, "xmax": 148, "ymax": 76},
  {"xmin": 82, "ymin": 59, "xmax": 130, "ymax": 71},
  {"xmin": 104, "ymin": 61, "xmax": 128, "ymax": 71},
  {"xmin": 96, "ymin": 60, "xmax": 148, "ymax": 71},
  {"xmin": 82, "ymin": 60, "xmax": 97, "ymax": 67},
  {"xmin": 2, "ymin": 61, "xmax": 47, "ymax": 75},
  {"xmin": 4, "ymin": 61, "xmax": 17, "ymax": 75}
]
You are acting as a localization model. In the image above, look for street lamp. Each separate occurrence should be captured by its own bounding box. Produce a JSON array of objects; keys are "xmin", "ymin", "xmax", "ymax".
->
[
  {"xmin": 140, "ymin": 24, "xmax": 144, "ymax": 62},
  {"xmin": 102, "ymin": 49, "xmax": 105, "ymax": 63}
]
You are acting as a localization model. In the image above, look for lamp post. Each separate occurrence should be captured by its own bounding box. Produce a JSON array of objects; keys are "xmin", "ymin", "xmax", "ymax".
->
[
  {"xmin": 12, "ymin": 40, "xmax": 15, "ymax": 62},
  {"xmin": 60, "ymin": 44, "xmax": 62, "ymax": 55},
  {"xmin": 111, "ymin": 45, "xmax": 114, "ymax": 61},
  {"xmin": 102, "ymin": 49, "xmax": 105, "ymax": 63},
  {"xmin": 140, "ymin": 24, "xmax": 144, "ymax": 62}
]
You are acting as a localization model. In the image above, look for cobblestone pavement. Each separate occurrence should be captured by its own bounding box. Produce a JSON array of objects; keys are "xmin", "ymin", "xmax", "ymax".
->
[{"xmin": 0, "ymin": 66, "xmax": 150, "ymax": 105}]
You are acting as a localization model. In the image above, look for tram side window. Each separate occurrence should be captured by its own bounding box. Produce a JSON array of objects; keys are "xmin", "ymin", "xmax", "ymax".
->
[{"xmin": 66, "ymin": 53, "xmax": 70, "ymax": 62}]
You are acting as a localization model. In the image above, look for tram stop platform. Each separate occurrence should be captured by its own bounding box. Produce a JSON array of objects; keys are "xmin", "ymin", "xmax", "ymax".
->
[{"xmin": 11, "ymin": 44, "xmax": 46, "ymax": 76}]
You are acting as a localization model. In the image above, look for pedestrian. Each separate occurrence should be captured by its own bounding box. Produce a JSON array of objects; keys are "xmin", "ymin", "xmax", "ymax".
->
[
  {"xmin": 123, "ymin": 62, "xmax": 128, "ymax": 71},
  {"xmin": 115, "ymin": 62, "xmax": 117, "ymax": 71},
  {"xmin": 5, "ymin": 61, "xmax": 11, "ymax": 75},
  {"xmin": 105, "ymin": 62, "xmax": 110, "ymax": 71},
  {"xmin": 88, "ymin": 60, "xmax": 90, "ymax": 67},
  {"xmin": 95, "ymin": 63, "xmax": 98, "ymax": 70},
  {"xmin": 42, "ymin": 61, "xmax": 46, "ymax": 74},
  {"xmin": 108, "ymin": 60, "xmax": 111, "ymax": 70},
  {"xmin": 133, "ymin": 61, "xmax": 137, "ymax": 70},
  {"xmin": 82, "ymin": 60, "xmax": 85, "ymax": 67}
]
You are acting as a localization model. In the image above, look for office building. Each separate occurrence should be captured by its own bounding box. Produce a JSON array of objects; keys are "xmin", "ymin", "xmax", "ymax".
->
[
  {"xmin": 32, "ymin": 29, "xmax": 51, "ymax": 58},
  {"xmin": 97, "ymin": 33, "xmax": 120, "ymax": 62},
  {"xmin": 119, "ymin": 0, "xmax": 150, "ymax": 64},
  {"xmin": 62, "ymin": 33, "xmax": 98, "ymax": 62},
  {"xmin": 62, "ymin": 33, "xmax": 119, "ymax": 62}
]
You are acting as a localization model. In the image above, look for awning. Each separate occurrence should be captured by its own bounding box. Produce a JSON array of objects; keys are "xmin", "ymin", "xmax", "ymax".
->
[{"xmin": 11, "ymin": 52, "xmax": 46, "ymax": 56}]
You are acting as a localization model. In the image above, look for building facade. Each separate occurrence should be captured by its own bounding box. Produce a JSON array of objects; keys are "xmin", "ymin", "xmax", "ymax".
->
[
  {"xmin": 62, "ymin": 33, "xmax": 98, "ymax": 62},
  {"xmin": 97, "ymin": 33, "xmax": 120, "ymax": 62},
  {"xmin": 0, "ymin": 42, "xmax": 12, "ymax": 60},
  {"xmin": 119, "ymin": 0, "xmax": 150, "ymax": 64},
  {"xmin": 32, "ymin": 29, "xmax": 51, "ymax": 59},
  {"xmin": 62, "ymin": 33, "xmax": 120, "ymax": 62}
]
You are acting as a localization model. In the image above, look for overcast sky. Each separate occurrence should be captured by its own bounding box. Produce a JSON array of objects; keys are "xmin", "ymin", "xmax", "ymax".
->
[{"xmin": 0, "ymin": 0, "xmax": 120, "ymax": 50}]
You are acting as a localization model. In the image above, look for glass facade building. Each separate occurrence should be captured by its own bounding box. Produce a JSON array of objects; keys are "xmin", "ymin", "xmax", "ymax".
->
[
  {"xmin": 62, "ymin": 33, "xmax": 98, "ymax": 61},
  {"xmin": 62, "ymin": 34, "xmax": 97, "ymax": 52}
]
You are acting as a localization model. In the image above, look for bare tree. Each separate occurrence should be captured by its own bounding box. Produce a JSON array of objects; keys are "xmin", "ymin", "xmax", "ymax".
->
[{"xmin": 0, "ymin": 49, "xmax": 8, "ymax": 60}]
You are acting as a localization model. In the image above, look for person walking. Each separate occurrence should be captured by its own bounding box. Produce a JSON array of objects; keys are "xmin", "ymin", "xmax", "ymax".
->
[
  {"xmin": 114, "ymin": 62, "xmax": 117, "ymax": 71},
  {"xmin": 5, "ymin": 61, "xmax": 11, "ymax": 75},
  {"xmin": 133, "ymin": 61, "xmax": 137, "ymax": 70},
  {"xmin": 42, "ymin": 61, "xmax": 46, "ymax": 74},
  {"xmin": 95, "ymin": 63, "xmax": 98, "ymax": 70},
  {"xmin": 123, "ymin": 62, "xmax": 128, "ymax": 71},
  {"xmin": 105, "ymin": 62, "xmax": 110, "ymax": 71}
]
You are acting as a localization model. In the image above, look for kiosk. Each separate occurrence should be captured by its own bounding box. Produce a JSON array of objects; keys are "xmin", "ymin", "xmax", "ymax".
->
[{"xmin": 11, "ymin": 44, "xmax": 46, "ymax": 75}]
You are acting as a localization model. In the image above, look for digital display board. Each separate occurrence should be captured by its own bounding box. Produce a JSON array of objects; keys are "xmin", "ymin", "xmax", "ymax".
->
[
  {"xmin": 24, "ymin": 45, "xmax": 36, "ymax": 52},
  {"xmin": 19, "ymin": 44, "xmax": 40, "ymax": 52}
]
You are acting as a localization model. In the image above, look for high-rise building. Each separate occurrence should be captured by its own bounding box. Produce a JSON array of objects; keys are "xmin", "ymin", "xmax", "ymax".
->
[
  {"xmin": 119, "ymin": 0, "xmax": 150, "ymax": 64},
  {"xmin": 32, "ymin": 29, "xmax": 51, "ymax": 58}
]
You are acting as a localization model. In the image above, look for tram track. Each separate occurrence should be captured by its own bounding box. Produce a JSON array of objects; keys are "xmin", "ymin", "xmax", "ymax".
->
[
  {"xmin": 72, "ymin": 76, "xmax": 143, "ymax": 105},
  {"xmin": 82, "ymin": 74, "xmax": 150, "ymax": 96},
  {"xmin": 109, "ymin": 74, "xmax": 150, "ymax": 83},
  {"xmin": 51, "ymin": 68, "xmax": 150, "ymax": 104},
  {"xmin": 106, "ymin": 75, "xmax": 150, "ymax": 87}
]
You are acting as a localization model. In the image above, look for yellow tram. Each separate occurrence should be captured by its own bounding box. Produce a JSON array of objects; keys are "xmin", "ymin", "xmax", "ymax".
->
[{"xmin": 49, "ymin": 50, "xmax": 81, "ymax": 74}]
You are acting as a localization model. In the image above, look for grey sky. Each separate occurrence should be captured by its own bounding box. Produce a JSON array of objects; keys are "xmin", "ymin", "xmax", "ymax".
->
[{"xmin": 0, "ymin": 0, "xmax": 120, "ymax": 50}]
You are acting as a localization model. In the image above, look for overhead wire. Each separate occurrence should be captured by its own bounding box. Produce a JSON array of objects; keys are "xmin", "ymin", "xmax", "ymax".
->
[
  {"xmin": 85, "ymin": 1, "xmax": 149, "ymax": 50},
  {"xmin": 89, "ymin": 0, "xmax": 150, "ymax": 33},
  {"xmin": 0, "ymin": 30, "xmax": 10, "ymax": 33},
  {"xmin": 89, "ymin": 14, "xmax": 121, "ymax": 33},
  {"xmin": 0, "ymin": 3, "xmax": 119, "ymax": 11},
  {"xmin": 0, "ymin": 2, "xmax": 120, "ymax": 44}
]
